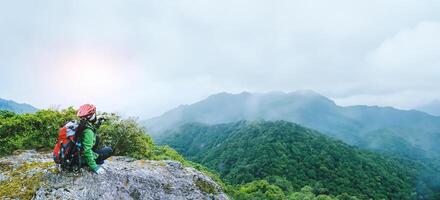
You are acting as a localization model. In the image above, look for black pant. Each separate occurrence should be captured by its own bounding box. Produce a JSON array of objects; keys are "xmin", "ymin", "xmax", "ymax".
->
[{"xmin": 94, "ymin": 146, "xmax": 113, "ymax": 165}]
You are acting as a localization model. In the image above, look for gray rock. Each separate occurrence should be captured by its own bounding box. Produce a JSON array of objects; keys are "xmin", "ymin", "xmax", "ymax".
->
[{"xmin": 0, "ymin": 150, "xmax": 229, "ymax": 200}]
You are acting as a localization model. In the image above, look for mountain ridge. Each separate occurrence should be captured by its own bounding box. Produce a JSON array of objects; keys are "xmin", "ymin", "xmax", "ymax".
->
[
  {"xmin": 0, "ymin": 98, "xmax": 38, "ymax": 113},
  {"xmin": 416, "ymin": 99, "xmax": 440, "ymax": 116},
  {"xmin": 144, "ymin": 91, "xmax": 440, "ymax": 162}
]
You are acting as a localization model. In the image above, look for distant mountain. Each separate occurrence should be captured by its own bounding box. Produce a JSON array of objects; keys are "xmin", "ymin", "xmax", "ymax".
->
[
  {"xmin": 0, "ymin": 98, "xmax": 38, "ymax": 113},
  {"xmin": 145, "ymin": 91, "xmax": 342, "ymax": 134},
  {"xmin": 416, "ymin": 100, "xmax": 440, "ymax": 116},
  {"xmin": 144, "ymin": 91, "xmax": 440, "ymax": 161},
  {"xmin": 159, "ymin": 121, "xmax": 440, "ymax": 199}
]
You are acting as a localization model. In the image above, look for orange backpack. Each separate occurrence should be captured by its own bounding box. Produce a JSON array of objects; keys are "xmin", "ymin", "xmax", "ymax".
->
[{"xmin": 53, "ymin": 120, "xmax": 84, "ymax": 170}]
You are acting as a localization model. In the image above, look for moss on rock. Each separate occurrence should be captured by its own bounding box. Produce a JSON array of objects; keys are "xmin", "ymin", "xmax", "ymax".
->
[
  {"xmin": 195, "ymin": 178, "xmax": 217, "ymax": 194},
  {"xmin": 0, "ymin": 162, "xmax": 54, "ymax": 199},
  {"xmin": 0, "ymin": 162, "xmax": 12, "ymax": 172}
]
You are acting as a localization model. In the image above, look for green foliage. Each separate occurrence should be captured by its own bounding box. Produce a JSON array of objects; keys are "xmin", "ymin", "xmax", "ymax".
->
[
  {"xmin": 0, "ymin": 108, "xmax": 77, "ymax": 155},
  {"xmin": 160, "ymin": 120, "xmax": 437, "ymax": 199},
  {"xmin": 231, "ymin": 180, "xmax": 351, "ymax": 200},
  {"xmin": 287, "ymin": 186, "xmax": 342, "ymax": 200},
  {"xmin": 150, "ymin": 145, "xmax": 186, "ymax": 162},
  {"xmin": 233, "ymin": 180, "xmax": 285, "ymax": 200},
  {"xmin": 98, "ymin": 114, "xmax": 154, "ymax": 159},
  {"xmin": 0, "ymin": 108, "xmax": 165, "ymax": 161},
  {"xmin": 0, "ymin": 110, "xmax": 15, "ymax": 118}
]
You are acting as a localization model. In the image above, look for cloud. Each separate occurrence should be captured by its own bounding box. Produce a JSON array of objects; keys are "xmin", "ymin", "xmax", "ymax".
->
[
  {"xmin": 1, "ymin": 0, "xmax": 440, "ymax": 117},
  {"xmin": 333, "ymin": 21, "xmax": 440, "ymax": 108},
  {"xmin": 334, "ymin": 21, "xmax": 440, "ymax": 108},
  {"xmin": 368, "ymin": 21, "xmax": 440, "ymax": 89}
]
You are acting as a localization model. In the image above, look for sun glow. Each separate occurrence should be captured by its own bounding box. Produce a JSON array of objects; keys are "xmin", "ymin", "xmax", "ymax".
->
[
  {"xmin": 52, "ymin": 50, "xmax": 128, "ymax": 98},
  {"xmin": 60, "ymin": 52, "xmax": 123, "ymax": 91},
  {"xmin": 30, "ymin": 44, "xmax": 144, "ymax": 111},
  {"xmin": 66, "ymin": 59, "xmax": 117, "ymax": 90}
]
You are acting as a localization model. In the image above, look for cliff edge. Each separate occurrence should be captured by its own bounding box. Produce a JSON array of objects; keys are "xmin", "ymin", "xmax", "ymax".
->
[{"xmin": 0, "ymin": 150, "xmax": 228, "ymax": 200}]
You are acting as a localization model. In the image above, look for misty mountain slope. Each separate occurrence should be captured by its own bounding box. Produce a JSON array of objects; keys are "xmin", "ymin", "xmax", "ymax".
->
[
  {"xmin": 146, "ymin": 91, "xmax": 360, "ymax": 136},
  {"xmin": 0, "ymin": 98, "xmax": 38, "ymax": 113},
  {"xmin": 144, "ymin": 91, "xmax": 440, "ymax": 160},
  {"xmin": 159, "ymin": 121, "xmax": 440, "ymax": 199},
  {"xmin": 416, "ymin": 100, "xmax": 440, "ymax": 116}
]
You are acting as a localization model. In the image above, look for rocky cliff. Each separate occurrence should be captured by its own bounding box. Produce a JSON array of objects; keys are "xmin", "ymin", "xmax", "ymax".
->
[{"xmin": 0, "ymin": 150, "xmax": 228, "ymax": 200}]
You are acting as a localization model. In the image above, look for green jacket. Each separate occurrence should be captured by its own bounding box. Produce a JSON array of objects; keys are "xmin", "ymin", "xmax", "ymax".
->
[{"xmin": 81, "ymin": 123, "xmax": 99, "ymax": 171}]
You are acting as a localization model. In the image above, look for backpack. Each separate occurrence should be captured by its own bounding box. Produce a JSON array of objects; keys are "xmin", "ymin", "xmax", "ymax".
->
[{"xmin": 53, "ymin": 120, "xmax": 87, "ymax": 170}]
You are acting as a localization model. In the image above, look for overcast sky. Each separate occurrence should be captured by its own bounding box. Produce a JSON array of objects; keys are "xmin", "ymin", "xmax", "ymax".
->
[{"xmin": 1, "ymin": 0, "xmax": 440, "ymax": 118}]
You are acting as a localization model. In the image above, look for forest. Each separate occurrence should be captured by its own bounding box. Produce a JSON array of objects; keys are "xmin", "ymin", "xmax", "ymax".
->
[{"xmin": 160, "ymin": 120, "xmax": 440, "ymax": 199}]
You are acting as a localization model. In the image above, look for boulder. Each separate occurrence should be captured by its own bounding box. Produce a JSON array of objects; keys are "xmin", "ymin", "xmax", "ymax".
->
[{"xmin": 0, "ymin": 150, "xmax": 229, "ymax": 200}]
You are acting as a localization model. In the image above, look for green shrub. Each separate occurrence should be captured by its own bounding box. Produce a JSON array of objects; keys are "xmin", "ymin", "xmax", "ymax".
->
[
  {"xmin": 0, "ymin": 108, "xmax": 77, "ymax": 155},
  {"xmin": 98, "ymin": 114, "xmax": 154, "ymax": 159},
  {"xmin": 230, "ymin": 180, "xmax": 287, "ymax": 200}
]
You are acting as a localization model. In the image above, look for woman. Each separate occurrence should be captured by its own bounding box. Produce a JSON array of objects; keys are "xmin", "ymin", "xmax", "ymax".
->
[{"xmin": 77, "ymin": 104, "xmax": 112, "ymax": 174}]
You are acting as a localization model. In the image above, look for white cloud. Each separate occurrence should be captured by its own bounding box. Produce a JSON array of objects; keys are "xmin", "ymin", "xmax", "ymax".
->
[
  {"xmin": 368, "ymin": 21, "xmax": 440, "ymax": 85},
  {"xmin": 1, "ymin": 0, "xmax": 440, "ymax": 117},
  {"xmin": 333, "ymin": 21, "xmax": 440, "ymax": 108}
]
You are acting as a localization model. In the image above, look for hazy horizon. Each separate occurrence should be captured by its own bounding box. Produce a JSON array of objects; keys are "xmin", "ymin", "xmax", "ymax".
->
[
  {"xmin": 3, "ymin": 90, "xmax": 439, "ymax": 119},
  {"xmin": 1, "ymin": 0, "xmax": 440, "ymax": 118}
]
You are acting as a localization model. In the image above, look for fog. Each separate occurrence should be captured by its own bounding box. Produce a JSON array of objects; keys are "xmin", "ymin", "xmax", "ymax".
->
[{"xmin": 1, "ymin": 0, "xmax": 440, "ymax": 118}]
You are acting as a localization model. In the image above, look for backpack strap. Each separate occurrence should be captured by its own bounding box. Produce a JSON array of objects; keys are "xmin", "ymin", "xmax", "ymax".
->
[{"xmin": 75, "ymin": 119, "xmax": 90, "ymax": 139}]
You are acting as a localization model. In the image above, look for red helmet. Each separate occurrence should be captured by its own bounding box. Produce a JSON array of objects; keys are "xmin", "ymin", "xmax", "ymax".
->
[{"xmin": 77, "ymin": 104, "xmax": 96, "ymax": 118}]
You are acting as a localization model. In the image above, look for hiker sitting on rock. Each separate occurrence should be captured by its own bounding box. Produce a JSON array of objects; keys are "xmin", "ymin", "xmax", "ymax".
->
[{"xmin": 77, "ymin": 104, "xmax": 113, "ymax": 174}]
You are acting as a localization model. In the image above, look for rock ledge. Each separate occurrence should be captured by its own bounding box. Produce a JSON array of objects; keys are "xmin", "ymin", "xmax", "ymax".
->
[{"xmin": 0, "ymin": 150, "xmax": 229, "ymax": 200}]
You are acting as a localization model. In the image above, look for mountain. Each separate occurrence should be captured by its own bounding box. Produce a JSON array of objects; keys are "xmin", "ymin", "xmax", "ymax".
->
[
  {"xmin": 0, "ymin": 98, "xmax": 38, "ymax": 113},
  {"xmin": 416, "ymin": 100, "xmax": 440, "ymax": 116},
  {"xmin": 0, "ymin": 150, "xmax": 228, "ymax": 199},
  {"xmin": 144, "ymin": 91, "xmax": 440, "ymax": 161},
  {"xmin": 159, "ymin": 121, "xmax": 440, "ymax": 199}
]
